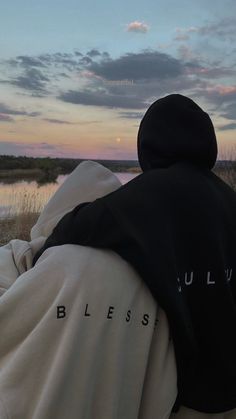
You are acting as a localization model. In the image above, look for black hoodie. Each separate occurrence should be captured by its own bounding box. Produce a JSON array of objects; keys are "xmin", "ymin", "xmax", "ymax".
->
[{"xmin": 33, "ymin": 94, "xmax": 236, "ymax": 414}]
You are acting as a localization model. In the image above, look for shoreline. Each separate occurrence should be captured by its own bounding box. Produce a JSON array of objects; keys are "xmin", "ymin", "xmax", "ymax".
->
[
  {"xmin": 0, "ymin": 168, "xmax": 43, "ymax": 178},
  {"xmin": 0, "ymin": 167, "xmax": 142, "ymax": 183}
]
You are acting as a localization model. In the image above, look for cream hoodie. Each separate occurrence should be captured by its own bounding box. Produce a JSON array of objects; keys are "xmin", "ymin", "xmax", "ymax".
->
[{"xmin": 0, "ymin": 160, "xmax": 235, "ymax": 419}]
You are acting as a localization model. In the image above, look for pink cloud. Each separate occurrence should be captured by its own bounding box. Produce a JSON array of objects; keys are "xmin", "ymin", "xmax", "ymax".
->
[
  {"xmin": 77, "ymin": 70, "xmax": 103, "ymax": 81},
  {"xmin": 0, "ymin": 113, "xmax": 14, "ymax": 122},
  {"xmin": 184, "ymin": 66, "xmax": 235, "ymax": 79},
  {"xmin": 126, "ymin": 21, "xmax": 149, "ymax": 33},
  {"xmin": 174, "ymin": 26, "xmax": 198, "ymax": 41},
  {"xmin": 205, "ymin": 85, "xmax": 236, "ymax": 95}
]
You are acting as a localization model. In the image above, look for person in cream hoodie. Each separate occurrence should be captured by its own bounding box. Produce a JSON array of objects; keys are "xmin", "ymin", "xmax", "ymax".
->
[
  {"xmin": 0, "ymin": 160, "xmax": 176, "ymax": 419},
  {"xmin": 0, "ymin": 160, "xmax": 235, "ymax": 419}
]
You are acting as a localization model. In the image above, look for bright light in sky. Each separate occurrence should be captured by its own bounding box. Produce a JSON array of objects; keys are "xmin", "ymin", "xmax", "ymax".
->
[{"xmin": 0, "ymin": 0, "xmax": 236, "ymax": 160}]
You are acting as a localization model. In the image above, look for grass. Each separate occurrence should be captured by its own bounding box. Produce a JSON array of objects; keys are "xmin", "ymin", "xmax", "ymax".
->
[
  {"xmin": 0, "ymin": 163, "xmax": 235, "ymax": 246},
  {"xmin": 214, "ymin": 163, "xmax": 236, "ymax": 191},
  {"xmin": 0, "ymin": 213, "xmax": 39, "ymax": 245},
  {"xmin": 0, "ymin": 189, "xmax": 44, "ymax": 245}
]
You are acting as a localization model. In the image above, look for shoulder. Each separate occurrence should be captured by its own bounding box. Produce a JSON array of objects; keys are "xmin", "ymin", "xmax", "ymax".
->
[{"xmin": 36, "ymin": 243, "xmax": 156, "ymax": 313}]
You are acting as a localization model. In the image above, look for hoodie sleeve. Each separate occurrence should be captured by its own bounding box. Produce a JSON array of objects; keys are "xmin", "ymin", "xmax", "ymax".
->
[
  {"xmin": 32, "ymin": 198, "xmax": 126, "ymax": 266},
  {"xmin": 32, "ymin": 172, "xmax": 146, "ymax": 267}
]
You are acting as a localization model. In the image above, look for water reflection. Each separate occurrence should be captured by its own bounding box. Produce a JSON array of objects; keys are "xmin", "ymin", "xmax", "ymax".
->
[{"xmin": 0, "ymin": 172, "xmax": 138, "ymax": 219}]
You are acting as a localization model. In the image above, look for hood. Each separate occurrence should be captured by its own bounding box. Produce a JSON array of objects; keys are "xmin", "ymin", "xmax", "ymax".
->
[
  {"xmin": 137, "ymin": 94, "xmax": 218, "ymax": 171},
  {"xmin": 30, "ymin": 160, "xmax": 122, "ymax": 240}
]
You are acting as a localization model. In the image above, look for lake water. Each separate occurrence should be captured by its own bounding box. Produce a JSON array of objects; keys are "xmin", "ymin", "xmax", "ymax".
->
[{"xmin": 0, "ymin": 172, "xmax": 139, "ymax": 219}]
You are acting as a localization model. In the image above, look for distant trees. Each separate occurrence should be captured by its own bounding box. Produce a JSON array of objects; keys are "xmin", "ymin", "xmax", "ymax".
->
[
  {"xmin": 0, "ymin": 154, "xmax": 235, "ymax": 190},
  {"xmin": 0, "ymin": 155, "xmax": 81, "ymax": 172},
  {"xmin": 0, "ymin": 155, "xmax": 140, "ymax": 174}
]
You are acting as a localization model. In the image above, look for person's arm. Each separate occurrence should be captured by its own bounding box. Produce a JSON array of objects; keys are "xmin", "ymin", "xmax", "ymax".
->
[{"xmin": 32, "ymin": 198, "xmax": 125, "ymax": 266}]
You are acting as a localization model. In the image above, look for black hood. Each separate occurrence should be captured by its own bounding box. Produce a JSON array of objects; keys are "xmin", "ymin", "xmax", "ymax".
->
[{"xmin": 137, "ymin": 94, "xmax": 218, "ymax": 171}]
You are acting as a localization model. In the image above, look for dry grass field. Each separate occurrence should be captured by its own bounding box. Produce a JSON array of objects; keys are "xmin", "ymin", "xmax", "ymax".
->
[{"xmin": 0, "ymin": 189, "xmax": 42, "ymax": 245}]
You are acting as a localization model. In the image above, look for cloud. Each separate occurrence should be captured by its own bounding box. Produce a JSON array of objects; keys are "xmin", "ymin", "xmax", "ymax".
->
[
  {"xmin": 0, "ymin": 102, "xmax": 40, "ymax": 117},
  {"xmin": 191, "ymin": 85, "xmax": 236, "ymax": 120},
  {"xmin": 118, "ymin": 111, "xmax": 144, "ymax": 119},
  {"xmin": 174, "ymin": 18, "xmax": 236, "ymax": 41},
  {"xmin": 79, "ymin": 56, "xmax": 93, "ymax": 65},
  {"xmin": 87, "ymin": 49, "xmax": 184, "ymax": 81},
  {"xmin": 2, "ymin": 49, "xmax": 190, "ymax": 103},
  {"xmin": 43, "ymin": 117, "xmax": 101, "ymax": 125},
  {"xmin": 58, "ymin": 89, "xmax": 147, "ymax": 109},
  {"xmin": 50, "ymin": 54, "xmax": 79, "ymax": 69},
  {"xmin": 74, "ymin": 51, "xmax": 83, "ymax": 57},
  {"xmin": 174, "ymin": 33, "xmax": 190, "ymax": 41},
  {"xmin": 86, "ymin": 49, "xmax": 101, "ymax": 57},
  {"xmin": 183, "ymin": 64, "xmax": 236, "ymax": 79},
  {"xmin": 27, "ymin": 52, "xmax": 79, "ymax": 69},
  {"xmin": 14, "ymin": 55, "xmax": 47, "ymax": 68},
  {"xmin": 221, "ymin": 103, "xmax": 236, "ymax": 120},
  {"xmin": 101, "ymin": 52, "xmax": 110, "ymax": 59},
  {"xmin": 218, "ymin": 122, "xmax": 236, "ymax": 131},
  {"xmin": 197, "ymin": 17, "xmax": 236, "ymax": 39},
  {"xmin": 174, "ymin": 27, "xmax": 198, "ymax": 41},
  {"xmin": 43, "ymin": 118, "xmax": 76, "ymax": 125},
  {"xmin": 9, "ymin": 68, "xmax": 50, "ymax": 94},
  {"xmin": 1, "ymin": 51, "xmax": 84, "ymax": 95},
  {"xmin": 57, "ymin": 48, "xmax": 210, "ymax": 110},
  {"xmin": 197, "ymin": 68, "xmax": 235, "ymax": 79},
  {"xmin": 0, "ymin": 49, "xmax": 109, "ymax": 96},
  {"xmin": 177, "ymin": 45, "xmax": 197, "ymax": 61},
  {"xmin": 2, "ymin": 47, "xmax": 235, "ymax": 125},
  {"xmin": 59, "ymin": 72, "xmax": 70, "ymax": 78},
  {"xmin": 58, "ymin": 74, "xmax": 205, "ymax": 111},
  {"xmin": 0, "ymin": 114, "xmax": 14, "ymax": 122},
  {"xmin": 198, "ymin": 85, "xmax": 236, "ymax": 103},
  {"xmin": 126, "ymin": 21, "xmax": 149, "ymax": 33},
  {"xmin": 4, "ymin": 50, "xmax": 105, "ymax": 72}
]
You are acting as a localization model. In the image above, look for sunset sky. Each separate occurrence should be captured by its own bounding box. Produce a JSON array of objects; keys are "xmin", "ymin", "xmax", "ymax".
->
[{"xmin": 0, "ymin": 0, "xmax": 236, "ymax": 160}]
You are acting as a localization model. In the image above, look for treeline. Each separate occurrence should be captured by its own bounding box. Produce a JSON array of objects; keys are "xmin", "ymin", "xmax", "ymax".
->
[
  {"xmin": 1, "ymin": 154, "xmax": 235, "ymax": 172},
  {"xmin": 0, "ymin": 154, "xmax": 235, "ymax": 189},
  {"xmin": 0, "ymin": 155, "xmax": 140, "ymax": 174}
]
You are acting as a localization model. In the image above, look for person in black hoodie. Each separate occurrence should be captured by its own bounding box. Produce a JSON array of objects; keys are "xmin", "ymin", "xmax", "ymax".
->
[{"xmin": 33, "ymin": 94, "xmax": 236, "ymax": 414}]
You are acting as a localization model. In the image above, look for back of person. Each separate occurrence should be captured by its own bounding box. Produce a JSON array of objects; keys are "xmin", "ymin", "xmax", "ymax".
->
[{"xmin": 147, "ymin": 161, "xmax": 236, "ymax": 411}]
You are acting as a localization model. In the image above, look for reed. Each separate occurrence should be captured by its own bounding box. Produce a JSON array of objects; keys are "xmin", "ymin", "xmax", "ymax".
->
[{"xmin": 0, "ymin": 188, "xmax": 45, "ymax": 245}]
